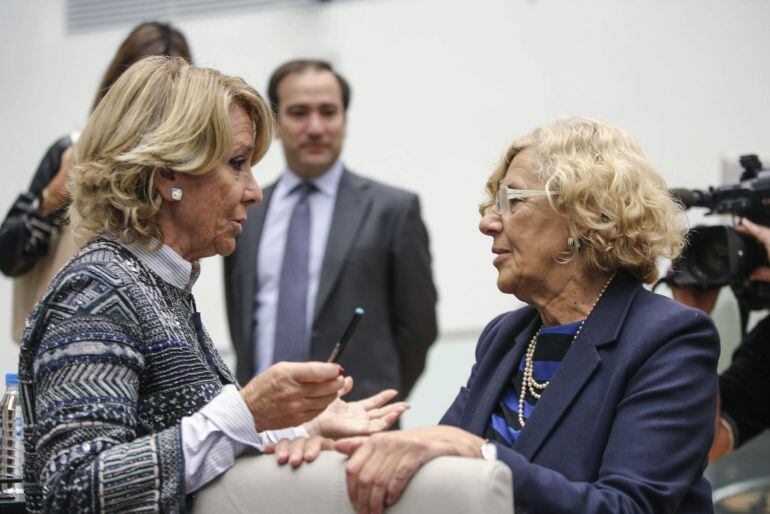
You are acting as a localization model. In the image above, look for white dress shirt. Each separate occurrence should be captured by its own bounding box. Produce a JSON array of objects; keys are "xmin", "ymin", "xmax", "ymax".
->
[
  {"xmin": 254, "ymin": 161, "xmax": 344, "ymax": 373},
  {"xmin": 181, "ymin": 385, "xmax": 307, "ymax": 493}
]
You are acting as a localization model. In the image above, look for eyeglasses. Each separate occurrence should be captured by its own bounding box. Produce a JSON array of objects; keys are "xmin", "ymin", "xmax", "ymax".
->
[{"xmin": 495, "ymin": 185, "xmax": 555, "ymax": 214}]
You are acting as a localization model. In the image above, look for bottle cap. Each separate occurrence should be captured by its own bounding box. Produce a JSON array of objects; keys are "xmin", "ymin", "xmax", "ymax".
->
[{"xmin": 5, "ymin": 373, "xmax": 19, "ymax": 386}]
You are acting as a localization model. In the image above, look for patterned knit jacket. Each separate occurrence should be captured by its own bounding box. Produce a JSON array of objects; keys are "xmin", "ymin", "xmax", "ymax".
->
[{"xmin": 18, "ymin": 238, "xmax": 237, "ymax": 513}]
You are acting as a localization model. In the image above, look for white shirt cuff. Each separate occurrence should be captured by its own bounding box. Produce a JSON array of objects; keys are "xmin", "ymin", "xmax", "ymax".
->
[{"xmin": 180, "ymin": 384, "xmax": 306, "ymax": 493}]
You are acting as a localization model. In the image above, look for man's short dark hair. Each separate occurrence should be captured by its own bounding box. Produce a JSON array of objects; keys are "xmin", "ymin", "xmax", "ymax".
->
[{"xmin": 267, "ymin": 59, "xmax": 351, "ymax": 117}]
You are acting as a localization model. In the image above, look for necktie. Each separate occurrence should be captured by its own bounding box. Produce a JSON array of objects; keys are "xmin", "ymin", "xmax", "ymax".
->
[{"xmin": 273, "ymin": 182, "xmax": 315, "ymax": 363}]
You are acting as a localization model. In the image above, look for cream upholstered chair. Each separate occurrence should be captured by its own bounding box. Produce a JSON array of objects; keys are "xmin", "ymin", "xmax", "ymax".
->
[{"xmin": 192, "ymin": 451, "xmax": 513, "ymax": 513}]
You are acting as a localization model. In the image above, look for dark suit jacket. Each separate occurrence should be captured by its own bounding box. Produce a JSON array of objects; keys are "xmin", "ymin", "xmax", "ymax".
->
[
  {"xmin": 224, "ymin": 169, "xmax": 438, "ymax": 400},
  {"xmin": 720, "ymin": 312, "xmax": 770, "ymax": 447},
  {"xmin": 440, "ymin": 272, "xmax": 719, "ymax": 513}
]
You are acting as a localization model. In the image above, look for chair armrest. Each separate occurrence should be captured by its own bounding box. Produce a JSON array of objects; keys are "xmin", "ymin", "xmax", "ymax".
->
[{"xmin": 192, "ymin": 451, "xmax": 513, "ymax": 513}]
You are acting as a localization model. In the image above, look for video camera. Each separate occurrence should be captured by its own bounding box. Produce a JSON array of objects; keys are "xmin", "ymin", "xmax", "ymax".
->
[{"xmin": 669, "ymin": 154, "xmax": 770, "ymax": 312}]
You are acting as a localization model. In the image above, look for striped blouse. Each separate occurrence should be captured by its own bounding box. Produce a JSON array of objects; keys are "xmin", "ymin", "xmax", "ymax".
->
[{"xmin": 485, "ymin": 320, "xmax": 582, "ymax": 446}]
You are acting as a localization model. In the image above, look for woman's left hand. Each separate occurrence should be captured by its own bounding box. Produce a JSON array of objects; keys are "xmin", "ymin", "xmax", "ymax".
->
[
  {"xmin": 305, "ymin": 377, "xmax": 410, "ymax": 439},
  {"xmin": 264, "ymin": 435, "xmax": 334, "ymax": 468},
  {"xmin": 335, "ymin": 426, "xmax": 486, "ymax": 514}
]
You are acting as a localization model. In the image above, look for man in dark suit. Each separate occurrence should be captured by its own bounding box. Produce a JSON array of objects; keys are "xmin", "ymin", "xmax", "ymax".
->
[{"xmin": 224, "ymin": 59, "xmax": 438, "ymax": 401}]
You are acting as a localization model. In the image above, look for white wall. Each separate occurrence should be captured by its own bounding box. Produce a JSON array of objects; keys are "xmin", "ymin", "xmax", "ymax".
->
[{"xmin": 2, "ymin": 0, "xmax": 770, "ymax": 387}]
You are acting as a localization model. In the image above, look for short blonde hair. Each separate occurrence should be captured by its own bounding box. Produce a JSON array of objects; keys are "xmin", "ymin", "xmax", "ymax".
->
[
  {"xmin": 70, "ymin": 56, "xmax": 273, "ymax": 245},
  {"xmin": 482, "ymin": 117, "xmax": 686, "ymax": 284}
]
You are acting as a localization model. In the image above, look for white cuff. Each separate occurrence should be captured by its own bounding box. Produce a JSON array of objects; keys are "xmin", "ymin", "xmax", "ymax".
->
[
  {"xmin": 481, "ymin": 441, "xmax": 498, "ymax": 461},
  {"xmin": 181, "ymin": 385, "xmax": 309, "ymax": 493},
  {"xmin": 196, "ymin": 384, "xmax": 261, "ymax": 448}
]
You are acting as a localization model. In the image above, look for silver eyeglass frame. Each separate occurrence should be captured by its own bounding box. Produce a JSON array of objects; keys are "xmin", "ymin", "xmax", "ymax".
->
[{"xmin": 495, "ymin": 185, "xmax": 555, "ymax": 214}]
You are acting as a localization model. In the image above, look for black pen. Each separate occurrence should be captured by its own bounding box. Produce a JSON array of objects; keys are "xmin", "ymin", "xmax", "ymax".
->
[{"xmin": 328, "ymin": 307, "xmax": 365, "ymax": 363}]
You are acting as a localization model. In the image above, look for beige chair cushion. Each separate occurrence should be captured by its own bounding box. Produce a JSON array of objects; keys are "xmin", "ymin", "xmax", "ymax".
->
[{"xmin": 192, "ymin": 451, "xmax": 513, "ymax": 513}]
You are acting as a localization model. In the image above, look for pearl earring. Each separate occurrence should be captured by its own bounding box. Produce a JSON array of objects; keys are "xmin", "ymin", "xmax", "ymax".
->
[
  {"xmin": 567, "ymin": 236, "xmax": 581, "ymax": 250},
  {"xmin": 171, "ymin": 187, "xmax": 183, "ymax": 201}
]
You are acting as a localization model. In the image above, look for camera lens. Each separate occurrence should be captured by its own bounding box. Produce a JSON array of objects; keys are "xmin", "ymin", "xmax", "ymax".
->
[{"xmin": 692, "ymin": 229, "xmax": 730, "ymax": 280}]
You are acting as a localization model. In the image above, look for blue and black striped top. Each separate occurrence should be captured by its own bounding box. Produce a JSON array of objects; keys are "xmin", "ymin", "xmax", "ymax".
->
[{"xmin": 485, "ymin": 320, "xmax": 582, "ymax": 446}]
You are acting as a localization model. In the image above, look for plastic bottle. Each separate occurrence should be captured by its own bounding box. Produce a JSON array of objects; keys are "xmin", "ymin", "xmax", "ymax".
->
[{"xmin": 0, "ymin": 373, "xmax": 23, "ymax": 494}]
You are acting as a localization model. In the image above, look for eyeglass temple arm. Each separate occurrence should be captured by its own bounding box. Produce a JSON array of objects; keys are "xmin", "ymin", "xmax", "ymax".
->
[{"xmin": 502, "ymin": 188, "xmax": 553, "ymax": 198}]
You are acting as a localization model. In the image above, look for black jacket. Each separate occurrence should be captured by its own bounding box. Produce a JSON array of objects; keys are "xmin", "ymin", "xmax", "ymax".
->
[
  {"xmin": 0, "ymin": 135, "xmax": 71, "ymax": 276},
  {"xmin": 720, "ymin": 313, "xmax": 770, "ymax": 447}
]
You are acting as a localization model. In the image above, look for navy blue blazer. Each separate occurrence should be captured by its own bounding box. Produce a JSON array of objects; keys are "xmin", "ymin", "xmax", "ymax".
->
[{"xmin": 440, "ymin": 272, "xmax": 719, "ymax": 513}]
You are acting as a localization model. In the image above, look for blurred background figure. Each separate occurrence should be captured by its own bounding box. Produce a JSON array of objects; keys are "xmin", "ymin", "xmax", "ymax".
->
[
  {"xmin": 19, "ymin": 56, "xmax": 404, "ymax": 513},
  {"xmin": 0, "ymin": 21, "xmax": 192, "ymax": 343},
  {"xmin": 673, "ymin": 217, "xmax": 770, "ymax": 462},
  {"xmin": 224, "ymin": 59, "xmax": 438, "ymax": 402}
]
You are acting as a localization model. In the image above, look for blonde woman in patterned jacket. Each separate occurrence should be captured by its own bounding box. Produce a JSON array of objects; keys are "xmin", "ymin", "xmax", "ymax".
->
[{"xmin": 18, "ymin": 56, "xmax": 406, "ymax": 513}]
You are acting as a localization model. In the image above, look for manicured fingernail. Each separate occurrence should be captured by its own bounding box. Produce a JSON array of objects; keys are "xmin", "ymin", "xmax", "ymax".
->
[{"xmin": 339, "ymin": 367, "xmax": 345, "ymax": 375}]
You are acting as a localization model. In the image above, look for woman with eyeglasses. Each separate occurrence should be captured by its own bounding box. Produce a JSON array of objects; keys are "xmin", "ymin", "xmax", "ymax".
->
[{"xmin": 330, "ymin": 117, "xmax": 720, "ymax": 513}]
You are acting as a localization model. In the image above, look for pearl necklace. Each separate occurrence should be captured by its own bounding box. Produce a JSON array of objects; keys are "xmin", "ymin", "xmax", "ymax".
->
[{"xmin": 518, "ymin": 272, "xmax": 616, "ymax": 429}]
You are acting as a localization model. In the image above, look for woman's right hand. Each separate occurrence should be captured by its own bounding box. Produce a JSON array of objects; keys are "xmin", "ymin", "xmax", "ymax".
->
[{"xmin": 240, "ymin": 361, "xmax": 344, "ymax": 431}]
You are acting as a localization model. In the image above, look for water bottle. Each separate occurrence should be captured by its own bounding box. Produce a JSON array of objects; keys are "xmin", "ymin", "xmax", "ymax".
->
[{"xmin": 0, "ymin": 373, "xmax": 23, "ymax": 494}]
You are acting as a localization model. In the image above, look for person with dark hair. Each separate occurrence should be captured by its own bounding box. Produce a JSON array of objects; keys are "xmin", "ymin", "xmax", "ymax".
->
[
  {"xmin": 224, "ymin": 59, "xmax": 438, "ymax": 402},
  {"xmin": 266, "ymin": 59, "xmax": 352, "ymax": 116},
  {"xmin": 90, "ymin": 21, "xmax": 192, "ymax": 112},
  {"xmin": 0, "ymin": 21, "xmax": 193, "ymax": 342}
]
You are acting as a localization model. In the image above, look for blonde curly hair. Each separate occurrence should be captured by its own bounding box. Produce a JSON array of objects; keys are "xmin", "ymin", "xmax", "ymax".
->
[
  {"xmin": 70, "ymin": 56, "xmax": 273, "ymax": 246},
  {"xmin": 481, "ymin": 117, "xmax": 687, "ymax": 284}
]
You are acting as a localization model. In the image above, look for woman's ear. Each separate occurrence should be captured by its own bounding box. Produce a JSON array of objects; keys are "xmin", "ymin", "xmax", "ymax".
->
[{"xmin": 153, "ymin": 168, "xmax": 178, "ymax": 202}]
